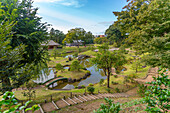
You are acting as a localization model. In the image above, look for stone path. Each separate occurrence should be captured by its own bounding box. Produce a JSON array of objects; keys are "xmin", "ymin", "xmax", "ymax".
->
[
  {"xmin": 134, "ymin": 67, "xmax": 159, "ymax": 84},
  {"xmin": 25, "ymin": 93, "xmax": 130, "ymax": 113}
]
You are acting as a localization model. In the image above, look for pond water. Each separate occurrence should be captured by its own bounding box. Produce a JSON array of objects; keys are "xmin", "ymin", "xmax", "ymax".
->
[
  {"xmin": 34, "ymin": 58, "xmax": 107, "ymax": 89},
  {"xmin": 53, "ymin": 58, "xmax": 107, "ymax": 89},
  {"xmin": 33, "ymin": 68, "xmax": 55, "ymax": 83}
]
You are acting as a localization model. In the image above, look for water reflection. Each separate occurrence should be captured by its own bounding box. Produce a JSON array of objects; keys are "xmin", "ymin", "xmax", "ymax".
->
[
  {"xmin": 53, "ymin": 58, "xmax": 107, "ymax": 89},
  {"xmin": 33, "ymin": 68, "xmax": 55, "ymax": 83}
]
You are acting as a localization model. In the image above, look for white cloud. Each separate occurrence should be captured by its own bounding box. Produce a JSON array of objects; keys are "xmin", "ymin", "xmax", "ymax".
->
[{"xmin": 34, "ymin": 0, "xmax": 84, "ymax": 8}]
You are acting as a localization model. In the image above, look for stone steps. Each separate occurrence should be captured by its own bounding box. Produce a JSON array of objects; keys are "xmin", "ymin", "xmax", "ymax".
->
[{"xmin": 29, "ymin": 93, "xmax": 130, "ymax": 113}]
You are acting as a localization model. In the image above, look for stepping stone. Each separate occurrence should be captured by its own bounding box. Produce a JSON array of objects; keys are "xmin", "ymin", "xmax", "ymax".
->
[
  {"xmin": 41, "ymin": 102, "xmax": 56, "ymax": 112},
  {"xmin": 77, "ymin": 96, "xmax": 86, "ymax": 102},
  {"xmin": 55, "ymin": 100, "xmax": 68, "ymax": 108},
  {"xmin": 68, "ymin": 97, "xmax": 77, "ymax": 104},
  {"xmin": 52, "ymin": 101, "xmax": 60, "ymax": 110},
  {"xmin": 83, "ymin": 95, "xmax": 91, "ymax": 101},
  {"xmin": 74, "ymin": 96, "xmax": 83, "ymax": 103},
  {"xmin": 38, "ymin": 104, "xmax": 44, "ymax": 113},
  {"xmin": 71, "ymin": 97, "xmax": 82, "ymax": 103},
  {"xmin": 87, "ymin": 94, "xmax": 96, "ymax": 100},
  {"xmin": 62, "ymin": 98, "xmax": 71, "ymax": 106},
  {"xmin": 79, "ymin": 95, "xmax": 88, "ymax": 102},
  {"xmin": 90, "ymin": 94, "xmax": 99, "ymax": 99},
  {"xmin": 65, "ymin": 98, "xmax": 75, "ymax": 105},
  {"xmin": 96, "ymin": 94, "xmax": 103, "ymax": 98}
]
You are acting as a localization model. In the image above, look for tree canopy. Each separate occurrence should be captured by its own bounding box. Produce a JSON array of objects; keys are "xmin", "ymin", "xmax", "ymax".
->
[
  {"xmin": 63, "ymin": 28, "xmax": 94, "ymax": 47},
  {"xmin": 0, "ymin": 0, "xmax": 49, "ymax": 92},
  {"xmin": 105, "ymin": 24, "xmax": 125, "ymax": 46},
  {"xmin": 49, "ymin": 28, "xmax": 65, "ymax": 44},
  {"xmin": 113, "ymin": 0, "xmax": 170, "ymax": 68}
]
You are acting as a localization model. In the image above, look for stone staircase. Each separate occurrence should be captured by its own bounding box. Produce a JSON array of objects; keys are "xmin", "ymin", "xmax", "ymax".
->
[{"xmin": 25, "ymin": 93, "xmax": 130, "ymax": 113}]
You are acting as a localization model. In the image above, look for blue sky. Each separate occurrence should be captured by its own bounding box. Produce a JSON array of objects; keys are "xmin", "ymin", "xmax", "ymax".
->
[{"xmin": 33, "ymin": 0, "xmax": 127, "ymax": 35}]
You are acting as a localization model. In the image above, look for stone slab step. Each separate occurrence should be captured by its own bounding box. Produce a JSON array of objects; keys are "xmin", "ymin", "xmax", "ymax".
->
[
  {"xmin": 55, "ymin": 100, "xmax": 68, "ymax": 108},
  {"xmin": 83, "ymin": 95, "xmax": 91, "ymax": 101},
  {"xmin": 41, "ymin": 102, "xmax": 56, "ymax": 112}
]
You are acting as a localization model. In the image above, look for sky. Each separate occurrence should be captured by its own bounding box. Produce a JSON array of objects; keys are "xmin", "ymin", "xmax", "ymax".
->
[{"xmin": 33, "ymin": 0, "xmax": 127, "ymax": 35}]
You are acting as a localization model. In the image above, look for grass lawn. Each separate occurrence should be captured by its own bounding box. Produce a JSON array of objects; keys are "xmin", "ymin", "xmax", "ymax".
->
[
  {"xmin": 8, "ymin": 88, "xmax": 85, "ymax": 104},
  {"xmin": 120, "ymin": 63, "xmax": 150, "ymax": 78},
  {"xmin": 48, "ymin": 46, "xmax": 90, "ymax": 55},
  {"xmin": 79, "ymin": 50, "xmax": 97, "ymax": 56},
  {"xmin": 48, "ymin": 57, "xmax": 78, "ymax": 67},
  {"xmin": 57, "ymin": 69, "xmax": 89, "ymax": 79},
  {"xmin": 93, "ymin": 75, "xmax": 137, "ymax": 94}
]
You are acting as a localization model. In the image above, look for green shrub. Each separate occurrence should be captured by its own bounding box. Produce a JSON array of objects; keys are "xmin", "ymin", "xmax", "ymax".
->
[
  {"xmin": 115, "ymin": 88, "xmax": 120, "ymax": 93},
  {"xmin": 73, "ymin": 52, "xmax": 78, "ymax": 58},
  {"xmin": 81, "ymin": 85, "xmax": 86, "ymax": 88},
  {"xmin": 144, "ymin": 68, "xmax": 170, "ymax": 112},
  {"xmin": 99, "ymin": 79, "xmax": 104, "ymax": 86},
  {"xmin": 88, "ymin": 83, "xmax": 94, "ymax": 86},
  {"xmin": 0, "ymin": 92, "xmax": 39, "ymax": 113},
  {"xmin": 70, "ymin": 60, "xmax": 81, "ymax": 71},
  {"xmin": 137, "ymin": 84, "xmax": 147, "ymax": 97},
  {"xmin": 74, "ymin": 86, "xmax": 78, "ymax": 89},
  {"xmin": 114, "ymin": 75, "xmax": 118, "ymax": 78},
  {"xmin": 87, "ymin": 86, "xmax": 95, "ymax": 94},
  {"xmin": 94, "ymin": 98, "xmax": 121, "ymax": 113},
  {"xmin": 105, "ymin": 88, "xmax": 111, "ymax": 93},
  {"xmin": 112, "ymin": 81, "xmax": 118, "ymax": 85},
  {"xmin": 56, "ymin": 63, "xmax": 64, "ymax": 72}
]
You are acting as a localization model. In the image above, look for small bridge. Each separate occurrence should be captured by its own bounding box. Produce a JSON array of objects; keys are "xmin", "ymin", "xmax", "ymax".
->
[{"xmin": 43, "ymin": 77, "xmax": 68, "ymax": 88}]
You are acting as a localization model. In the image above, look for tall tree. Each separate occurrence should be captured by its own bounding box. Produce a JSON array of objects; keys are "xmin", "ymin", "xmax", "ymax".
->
[
  {"xmin": 113, "ymin": 0, "xmax": 170, "ymax": 68},
  {"xmin": 0, "ymin": 0, "xmax": 49, "ymax": 92},
  {"xmin": 63, "ymin": 28, "xmax": 94, "ymax": 47},
  {"xmin": 105, "ymin": 24, "xmax": 125, "ymax": 46},
  {"xmin": 92, "ymin": 44, "xmax": 126, "ymax": 88},
  {"xmin": 49, "ymin": 28, "xmax": 65, "ymax": 44},
  {"xmin": 84, "ymin": 31, "xmax": 94, "ymax": 45}
]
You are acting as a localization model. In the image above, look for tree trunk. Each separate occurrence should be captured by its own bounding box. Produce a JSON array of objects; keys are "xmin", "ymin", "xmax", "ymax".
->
[{"xmin": 107, "ymin": 68, "xmax": 110, "ymax": 88}]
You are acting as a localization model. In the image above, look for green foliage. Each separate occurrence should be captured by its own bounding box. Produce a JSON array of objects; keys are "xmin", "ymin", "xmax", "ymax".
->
[
  {"xmin": 121, "ymin": 99, "xmax": 145, "ymax": 112},
  {"xmin": 105, "ymin": 24, "xmax": 125, "ymax": 46},
  {"xmin": 124, "ymin": 74, "xmax": 137, "ymax": 83},
  {"xmin": 137, "ymin": 84, "xmax": 147, "ymax": 97},
  {"xmin": 52, "ymin": 47, "xmax": 59, "ymax": 59},
  {"xmin": 131, "ymin": 57, "xmax": 142, "ymax": 73},
  {"xmin": 92, "ymin": 44, "xmax": 126, "ymax": 88},
  {"xmin": 70, "ymin": 60, "xmax": 81, "ymax": 71},
  {"xmin": 73, "ymin": 52, "xmax": 78, "ymax": 58},
  {"xmin": 74, "ymin": 86, "xmax": 78, "ymax": 89},
  {"xmin": 105, "ymin": 88, "xmax": 111, "ymax": 93},
  {"xmin": 99, "ymin": 79, "xmax": 104, "ymax": 86},
  {"xmin": 81, "ymin": 85, "xmax": 86, "ymax": 88},
  {"xmin": 94, "ymin": 98, "xmax": 121, "ymax": 113},
  {"xmin": 87, "ymin": 87, "xmax": 95, "ymax": 94},
  {"xmin": 88, "ymin": 83, "xmax": 94, "ymax": 86},
  {"xmin": 113, "ymin": 0, "xmax": 170, "ymax": 69},
  {"xmin": 49, "ymin": 28, "xmax": 65, "ymax": 44},
  {"xmin": 0, "ymin": 0, "xmax": 49, "ymax": 92},
  {"xmin": 0, "ymin": 91, "xmax": 39, "ymax": 113},
  {"xmin": 111, "ymin": 81, "xmax": 118, "ymax": 85},
  {"xmin": 56, "ymin": 63, "xmax": 64, "ymax": 72},
  {"xmin": 21, "ymin": 82, "xmax": 36, "ymax": 100},
  {"xmin": 63, "ymin": 28, "xmax": 94, "ymax": 47},
  {"xmin": 94, "ymin": 37, "xmax": 108, "ymax": 44},
  {"xmin": 144, "ymin": 68, "xmax": 170, "ymax": 112},
  {"xmin": 115, "ymin": 88, "xmax": 120, "ymax": 93}
]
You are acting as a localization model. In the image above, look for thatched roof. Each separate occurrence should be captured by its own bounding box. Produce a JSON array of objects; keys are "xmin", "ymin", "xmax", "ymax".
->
[{"xmin": 41, "ymin": 40, "xmax": 60, "ymax": 46}]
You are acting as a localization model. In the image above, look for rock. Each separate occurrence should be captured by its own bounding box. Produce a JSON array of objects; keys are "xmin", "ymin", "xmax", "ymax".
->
[{"xmin": 68, "ymin": 78, "xmax": 73, "ymax": 83}]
